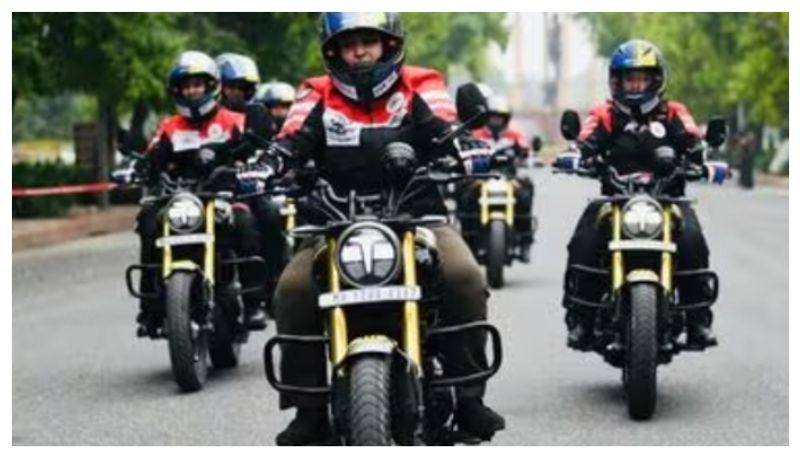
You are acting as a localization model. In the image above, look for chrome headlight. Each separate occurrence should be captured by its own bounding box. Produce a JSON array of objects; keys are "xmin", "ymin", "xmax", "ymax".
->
[
  {"xmin": 166, "ymin": 193, "xmax": 204, "ymax": 233},
  {"xmin": 621, "ymin": 196, "xmax": 663, "ymax": 239},
  {"xmin": 336, "ymin": 222, "xmax": 401, "ymax": 288},
  {"xmin": 485, "ymin": 178, "xmax": 510, "ymax": 195}
]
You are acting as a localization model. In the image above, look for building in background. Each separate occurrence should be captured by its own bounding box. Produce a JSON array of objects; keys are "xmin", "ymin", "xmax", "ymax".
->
[{"xmin": 481, "ymin": 13, "xmax": 608, "ymax": 144}]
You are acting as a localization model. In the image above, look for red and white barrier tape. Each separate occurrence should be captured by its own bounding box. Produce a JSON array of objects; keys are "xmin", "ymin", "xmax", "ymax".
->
[{"xmin": 12, "ymin": 182, "xmax": 118, "ymax": 197}]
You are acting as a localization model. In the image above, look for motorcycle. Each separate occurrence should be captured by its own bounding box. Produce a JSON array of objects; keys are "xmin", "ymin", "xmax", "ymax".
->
[
  {"xmin": 459, "ymin": 142, "xmax": 538, "ymax": 288},
  {"xmin": 120, "ymin": 145, "xmax": 267, "ymax": 392},
  {"xmin": 263, "ymin": 83, "xmax": 503, "ymax": 445},
  {"xmin": 556, "ymin": 110, "xmax": 726, "ymax": 420}
]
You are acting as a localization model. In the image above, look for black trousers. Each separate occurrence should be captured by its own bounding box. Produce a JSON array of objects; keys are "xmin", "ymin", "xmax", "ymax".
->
[
  {"xmin": 273, "ymin": 225, "xmax": 490, "ymax": 409},
  {"xmin": 562, "ymin": 200, "xmax": 713, "ymax": 326},
  {"xmin": 247, "ymin": 196, "xmax": 289, "ymax": 305}
]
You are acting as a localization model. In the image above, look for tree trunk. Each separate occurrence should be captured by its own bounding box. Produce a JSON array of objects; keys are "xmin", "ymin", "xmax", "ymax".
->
[
  {"xmin": 96, "ymin": 97, "xmax": 116, "ymax": 209},
  {"xmin": 129, "ymin": 99, "xmax": 150, "ymax": 152}
]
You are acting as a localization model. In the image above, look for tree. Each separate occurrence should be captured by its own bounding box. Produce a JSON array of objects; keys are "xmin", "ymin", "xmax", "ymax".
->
[
  {"xmin": 402, "ymin": 13, "xmax": 509, "ymax": 79},
  {"xmin": 13, "ymin": 12, "xmax": 510, "ymax": 147},
  {"xmin": 13, "ymin": 13, "xmax": 188, "ymax": 205}
]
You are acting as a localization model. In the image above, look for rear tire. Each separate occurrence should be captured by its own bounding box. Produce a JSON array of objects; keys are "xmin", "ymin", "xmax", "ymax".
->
[
  {"xmin": 486, "ymin": 220, "xmax": 506, "ymax": 289},
  {"xmin": 347, "ymin": 355, "xmax": 393, "ymax": 446},
  {"xmin": 165, "ymin": 271, "xmax": 208, "ymax": 392},
  {"xmin": 626, "ymin": 283, "xmax": 659, "ymax": 420}
]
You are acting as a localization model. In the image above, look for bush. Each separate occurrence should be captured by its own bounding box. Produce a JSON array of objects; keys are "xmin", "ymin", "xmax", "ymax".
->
[
  {"xmin": 753, "ymin": 149, "xmax": 773, "ymax": 173},
  {"xmin": 12, "ymin": 161, "xmax": 94, "ymax": 218}
]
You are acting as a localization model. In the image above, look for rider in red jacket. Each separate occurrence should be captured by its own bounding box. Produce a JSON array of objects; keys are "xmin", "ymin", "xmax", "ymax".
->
[
  {"xmin": 463, "ymin": 94, "xmax": 537, "ymax": 262},
  {"xmin": 558, "ymin": 40, "xmax": 726, "ymax": 350},
  {"xmin": 113, "ymin": 50, "xmax": 269, "ymax": 335},
  {"xmin": 260, "ymin": 12, "xmax": 505, "ymax": 446}
]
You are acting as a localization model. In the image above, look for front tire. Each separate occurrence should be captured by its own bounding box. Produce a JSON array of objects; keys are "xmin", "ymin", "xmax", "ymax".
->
[
  {"xmin": 486, "ymin": 219, "xmax": 506, "ymax": 289},
  {"xmin": 165, "ymin": 271, "xmax": 208, "ymax": 392},
  {"xmin": 626, "ymin": 283, "xmax": 659, "ymax": 420},
  {"xmin": 347, "ymin": 355, "xmax": 393, "ymax": 446}
]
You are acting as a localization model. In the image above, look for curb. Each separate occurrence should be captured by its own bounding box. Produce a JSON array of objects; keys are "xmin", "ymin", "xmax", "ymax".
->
[
  {"xmin": 754, "ymin": 172, "xmax": 789, "ymax": 190},
  {"xmin": 12, "ymin": 206, "xmax": 138, "ymax": 252}
]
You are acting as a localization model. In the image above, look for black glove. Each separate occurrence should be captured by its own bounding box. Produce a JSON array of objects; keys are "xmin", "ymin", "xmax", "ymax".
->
[
  {"xmin": 236, "ymin": 161, "xmax": 277, "ymax": 195},
  {"xmin": 382, "ymin": 142, "xmax": 417, "ymax": 186},
  {"xmin": 455, "ymin": 136, "xmax": 492, "ymax": 174}
]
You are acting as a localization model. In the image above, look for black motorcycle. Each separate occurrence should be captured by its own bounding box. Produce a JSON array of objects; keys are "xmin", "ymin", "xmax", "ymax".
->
[
  {"xmin": 120, "ymin": 146, "xmax": 266, "ymax": 392},
  {"xmin": 557, "ymin": 110, "xmax": 726, "ymax": 419},
  {"xmin": 263, "ymin": 84, "xmax": 503, "ymax": 445},
  {"xmin": 458, "ymin": 142, "xmax": 538, "ymax": 288}
]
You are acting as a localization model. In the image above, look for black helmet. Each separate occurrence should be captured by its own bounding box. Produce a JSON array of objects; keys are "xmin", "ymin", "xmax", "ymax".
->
[
  {"xmin": 319, "ymin": 12, "xmax": 405, "ymax": 103},
  {"xmin": 167, "ymin": 51, "xmax": 221, "ymax": 122},
  {"xmin": 608, "ymin": 39, "xmax": 667, "ymax": 116}
]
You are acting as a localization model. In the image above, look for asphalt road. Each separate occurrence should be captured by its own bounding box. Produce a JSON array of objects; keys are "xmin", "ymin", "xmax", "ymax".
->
[{"xmin": 12, "ymin": 168, "xmax": 789, "ymax": 445}]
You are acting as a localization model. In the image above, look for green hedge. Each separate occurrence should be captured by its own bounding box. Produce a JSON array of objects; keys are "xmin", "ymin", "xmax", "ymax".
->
[{"xmin": 12, "ymin": 161, "xmax": 94, "ymax": 218}]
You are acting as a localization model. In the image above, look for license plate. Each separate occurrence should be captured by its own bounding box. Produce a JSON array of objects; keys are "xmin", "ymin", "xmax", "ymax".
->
[
  {"xmin": 608, "ymin": 240, "xmax": 676, "ymax": 252},
  {"xmin": 155, "ymin": 234, "xmax": 214, "ymax": 247},
  {"xmin": 318, "ymin": 286, "xmax": 422, "ymax": 308},
  {"xmin": 479, "ymin": 197, "xmax": 514, "ymax": 205}
]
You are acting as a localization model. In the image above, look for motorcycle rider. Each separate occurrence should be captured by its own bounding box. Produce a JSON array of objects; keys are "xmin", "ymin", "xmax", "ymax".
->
[
  {"xmin": 216, "ymin": 52, "xmax": 261, "ymax": 113},
  {"xmin": 252, "ymin": 12, "xmax": 506, "ymax": 445},
  {"xmin": 112, "ymin": 50, "xmax": 268, "ymax": 334},
  {"xmin": 460, "ymin": 93, "xmax": 536, "ymax": 262},
  {"xmin": 254, "ymin": 81, "xmax": 296, "ymax": 133},
  {"xmin": 215, "ymin": 55, "xmax": 290, "ymax": 318},
  {"xmin": 554, "ymin": 39, "xmax": 729, "ymax": 350}
]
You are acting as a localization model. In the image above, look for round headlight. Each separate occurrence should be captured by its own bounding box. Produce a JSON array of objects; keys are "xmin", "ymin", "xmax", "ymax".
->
[
  {"xmin": 336, "ymin": 222, "xmax": 401, "ymax": 288},
  {"xmin": 486, "ymin": 178, "xmax": 509, "ymax": 194},
  {"xmin": 166, "ymin": 194, "xmax": 204, "ymax": 233},
  {"xmin": 621, "ymin": 197, "xmax": 663, "ymax": 239}
]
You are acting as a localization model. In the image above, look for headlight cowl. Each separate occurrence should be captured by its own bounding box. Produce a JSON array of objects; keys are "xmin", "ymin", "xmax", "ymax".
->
[
  {"xmin": 621, "ymin": 197, "xmax": 664, "ymax": 239},
  {"xmin": 336, "ymin": 222, "xmax": 401, "ymax": 288},
  {"xmin": 166, "ymin": 194, "xmax": 204, "ymax": 233}
]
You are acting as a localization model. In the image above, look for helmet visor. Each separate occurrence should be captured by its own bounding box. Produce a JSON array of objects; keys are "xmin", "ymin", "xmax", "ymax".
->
[{"xmin": 322, "ymin": 12, "xmax": 392, "ymax": 38}]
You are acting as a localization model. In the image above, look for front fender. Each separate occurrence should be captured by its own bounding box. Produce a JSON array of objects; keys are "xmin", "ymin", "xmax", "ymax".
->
[
  {"xmin": 167, "ymin": 260, "xmax": 202, "ymax": 275},
  {"xmin": 626, "ymin": 269, "xmax": 660, "ymax": 284},
  {"xmin": 345, "ymin": 335, "xmax": 397, "ymax": 358}
]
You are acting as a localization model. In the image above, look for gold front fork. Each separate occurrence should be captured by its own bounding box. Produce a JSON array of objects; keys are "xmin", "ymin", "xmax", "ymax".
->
[
  {"xmin": 505, "ymin": 182, "xmax": 515, "ymax": 226},
  {"xmin": 204, "ymin": 201, "xmax": 215, "ymax": 285},
  {"xmin": 161, "ymin": 202, "xmax": 215, "ymax": 282},
  {"xmin": 402, "ymin": 231, "xmax": 422, "ymax": 374},
  {"xmin": 479, "ymin": 182, "xmax": 489, "ymax": 225},
  {"xmin": 285, "ymin": 198, "xmax": 296, "ymax": 231},
  {"xmin": 327, "ymin": 237, "xmax": 348, "ymax": 368},
  {"xmin": 162, "ymin": 218, "xmax": 172, "ymax": 278},
  {"xmin": 611, "ymin": 205, "xmax": 624, "ymax": 291},
  {"xmin": 660, "ymin": 205, "xmax": 673, "ymax": 294}
]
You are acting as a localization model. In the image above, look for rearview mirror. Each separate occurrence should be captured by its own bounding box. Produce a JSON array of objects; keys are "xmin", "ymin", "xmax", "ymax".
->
[
  {"xmin": 531, "ymin": 135, "xmax": 543, "ymax": 152},
  {"xmin": 244, "ymin": 103, "xmax": 275, "ymax": 144},
  {"xmin": 560, "ymin": 110, "xmax": 581, "ymax": 141},
  {"xmin": 456, "ymin": 83, "xmax": 489, "ymax": 128},
  {"xmin": 117, "ymin": 127, "xmax": 133, "ymax": 156},
  {"xmin": 705, "ymin": 116, "xmax": 727, "ymax": 148}
]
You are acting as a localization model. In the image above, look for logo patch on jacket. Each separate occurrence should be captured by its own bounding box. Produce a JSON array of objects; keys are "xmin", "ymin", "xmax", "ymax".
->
[
  {"xmin": 171, "ymin": 130, "xmax": 203, "ymax": 152},
  {"xmin": 386, "ymin": 92, "xmax": 406, "ymax": 114},
  {"xmin": 649, "ymin": 121, "xmax": 666, "ymax": 139},
  {"xmin": 323, "ymin": 109, "xmax": 361, "ymax": 147}
]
